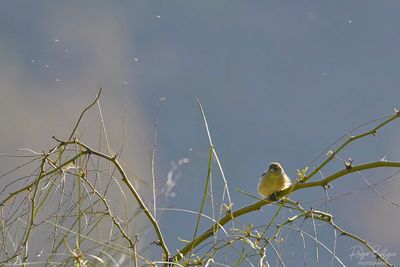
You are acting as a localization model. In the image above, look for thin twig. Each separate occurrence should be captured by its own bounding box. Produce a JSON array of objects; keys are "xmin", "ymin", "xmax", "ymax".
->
[
  {"xmin": 189, "ymin": 146, "xmax": 213, "ymax": 259},
  {"xmin": 304, "ymin": 111, "xmax": 400, "ymax": 182},
  {"xmin": 196, "ymin": 98, "xmax": 232, "ymax": 206},
  {"xmin": 151, "ymin": 98, "xmax": 165, "ymax": 220},
  {"xmin": 80, "ymin": 172, "xmax": 135, "ymax": 249},
  {"xmin": 68, "ymin": 87, "xmax": 103, "ymax": 141},
  {"xmin": 283, "ymin": 209, "xmax": 394, "ymax": 267}
]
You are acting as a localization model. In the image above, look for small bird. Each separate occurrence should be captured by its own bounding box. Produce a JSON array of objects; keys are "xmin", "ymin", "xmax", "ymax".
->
[{"xmin": 258, "ymin": 162, "xmax": 291, "ymax": 200}]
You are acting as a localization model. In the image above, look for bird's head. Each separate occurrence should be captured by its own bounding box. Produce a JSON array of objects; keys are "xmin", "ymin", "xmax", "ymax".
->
[{"xmin": 268, "ymin": 162, "xmax": 283, "ymax": 174}]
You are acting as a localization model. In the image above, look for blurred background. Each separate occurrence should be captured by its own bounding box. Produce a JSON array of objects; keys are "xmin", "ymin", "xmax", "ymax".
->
[{"xmin": 1, "ymin": 1, "xmax": 399, "ymax": 266}]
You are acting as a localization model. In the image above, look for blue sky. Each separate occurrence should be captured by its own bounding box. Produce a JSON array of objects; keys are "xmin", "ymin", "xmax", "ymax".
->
[{"xmin": 1, "ymin": 1, "xmax": 399, "ymax": 266}]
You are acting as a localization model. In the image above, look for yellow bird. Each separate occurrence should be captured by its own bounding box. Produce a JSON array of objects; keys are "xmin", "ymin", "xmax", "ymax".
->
[{"xmin": 258, "ymin": 162, "xmax": 291, "ymax": 200}]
